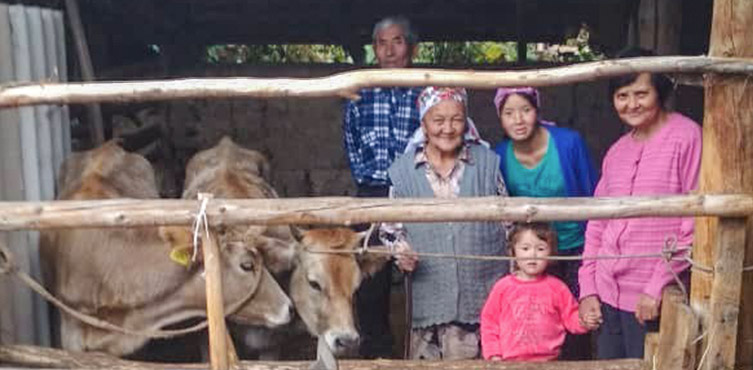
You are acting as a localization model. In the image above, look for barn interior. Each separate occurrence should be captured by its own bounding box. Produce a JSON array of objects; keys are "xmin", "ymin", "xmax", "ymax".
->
[{"xmin": 0, "ymin": 0, "xmax": 717, "ymax": 363}]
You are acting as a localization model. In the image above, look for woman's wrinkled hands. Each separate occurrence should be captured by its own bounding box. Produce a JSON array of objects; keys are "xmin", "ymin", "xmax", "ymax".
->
[
  {"xmin": 579, "ymin": 295, "xmax": 603, "ymax": 330},
  {"xmin": 394, "ymin": 241, "xmax": 418, "ymax": 273}
]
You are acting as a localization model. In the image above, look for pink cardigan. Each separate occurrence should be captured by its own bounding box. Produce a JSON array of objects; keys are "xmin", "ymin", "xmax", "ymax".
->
[{"xmin": 578, "ymin": 113, "xmax": 701, "ymax": 312}]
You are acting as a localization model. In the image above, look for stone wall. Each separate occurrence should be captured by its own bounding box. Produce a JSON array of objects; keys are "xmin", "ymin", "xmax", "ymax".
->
[{"xmin": 107, "ymin": 64, "xmax": 703, "ymax": 198}]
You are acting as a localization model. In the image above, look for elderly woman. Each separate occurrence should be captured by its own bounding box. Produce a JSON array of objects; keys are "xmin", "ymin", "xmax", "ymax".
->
[
  {"xmin": 578, "ymin": 48, "xmax": 701, "ymax": 359},
  {"xmin": 380, "ymin": 87, "xmax": 508, "ymax": 360}
]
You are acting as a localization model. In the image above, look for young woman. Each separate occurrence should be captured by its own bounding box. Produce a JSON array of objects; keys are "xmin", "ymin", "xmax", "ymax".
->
[
  {"xmin": 380, "ymin": 87, "xmax": 508, "ymax": 360},
  {"xmin": 493, "ymin": 87, "xmax": 597, "ymax": 297},
  {"xmin": 578, "ymin": 48, "xmax": 702, "ymax": 359}
]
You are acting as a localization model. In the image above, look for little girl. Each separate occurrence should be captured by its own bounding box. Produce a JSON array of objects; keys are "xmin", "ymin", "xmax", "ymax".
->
[{"xmin": 480, "ymin": 222, "xmax": 596, "ymax": 361}]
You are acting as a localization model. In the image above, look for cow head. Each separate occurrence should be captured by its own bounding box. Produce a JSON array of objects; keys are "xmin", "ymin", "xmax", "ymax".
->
[
  {"xmin": 288, "ymin": 228, "xmax": 390, "ymax": 355},
  {"xmin": 159, "ymin": 226, "xmax": 293, "ymax": 328}
]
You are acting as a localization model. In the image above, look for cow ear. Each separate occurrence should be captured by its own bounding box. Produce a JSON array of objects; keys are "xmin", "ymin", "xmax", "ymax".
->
[
  {"xmin": 159, "ymin": 226, "xmax": 200, "ymax": 267},
  {"xmin": 357, "ymin": 246, "xmax": 390, "ymax": 278},
  {"xmin": 256, "ymin": 234, "xmax": 296, "ymax": 274}
]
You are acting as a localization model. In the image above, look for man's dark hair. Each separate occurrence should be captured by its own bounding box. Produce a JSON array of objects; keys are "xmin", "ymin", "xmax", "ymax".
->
[{"xmin": 608, "ymin": 47, "xmax": 673, "ymax": 107}]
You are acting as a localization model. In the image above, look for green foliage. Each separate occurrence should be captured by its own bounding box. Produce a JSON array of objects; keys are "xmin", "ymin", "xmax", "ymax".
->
[
  {"xmin": 205, "ymin": 25, "xmax": 602, "ymax": 65},
  {"xmin": 207, "ymin": 44, "xmax": 352, "ymax": 64},
  {"xmin": 527, "ymin": 25, "xmax": 605, "ymax": 63}
]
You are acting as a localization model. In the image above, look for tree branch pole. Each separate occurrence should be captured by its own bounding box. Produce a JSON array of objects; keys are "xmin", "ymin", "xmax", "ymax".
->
[
  {"xmin": 0, "ymin": 344, "xmax": 645, "ymax": 370},
  {"xmin": 690, "ymin": 1, "xmax": 753, "ymax": 369},
  {"xmin": 0, "ymin": 194, "xmax": 749, "ymax": 230},
  {"xmin": 1, "ymin": 56, "xmax": 753, "ymax": 108}
]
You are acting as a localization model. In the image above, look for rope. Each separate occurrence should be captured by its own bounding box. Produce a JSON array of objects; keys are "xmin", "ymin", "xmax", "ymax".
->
[
  {"xmin": 0, "ymin": 195, "xmax": 258, "ymax": 339},
  {"xmin": 661, "ymin": 236, "xmax": 688, "ymax": 298},
  {"xmin": 191, "ymin": 194, "xmax": 211, "ymax": 264},
  {"xmin": 306, "ymin": 240, "xmax": 753, "ymax": 275},
  {"xmin": 306, "ymin": 244, "xmax": 693, "ymax": 262}
]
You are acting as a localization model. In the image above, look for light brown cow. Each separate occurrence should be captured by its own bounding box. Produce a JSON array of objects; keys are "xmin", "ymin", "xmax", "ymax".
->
[
  {"xmin": 40, "ymin": 141, "xmax": 292, "ymax": 357},
  {"xmin": 182, "ymin": 137, "xmax": 389, "ymax": 356}
]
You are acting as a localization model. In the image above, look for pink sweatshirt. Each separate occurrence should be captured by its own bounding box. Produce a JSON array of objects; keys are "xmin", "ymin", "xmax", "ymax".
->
[
  {"xmin": 481, "ymin": 274, "xmax": 587, "ymax": 361},
  {"xmin": 579, "ymin": 113, "xmax": 701, "ymax": 311}
]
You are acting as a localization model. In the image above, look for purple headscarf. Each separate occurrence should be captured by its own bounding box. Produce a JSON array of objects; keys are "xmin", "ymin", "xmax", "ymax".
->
[
  {"xmin": 493, "ymin": 87, "xmax": 556, "ymax": 126},
  {"xmin": 493, "ymin": 87, "xmax": 541, "ymax": 115}
]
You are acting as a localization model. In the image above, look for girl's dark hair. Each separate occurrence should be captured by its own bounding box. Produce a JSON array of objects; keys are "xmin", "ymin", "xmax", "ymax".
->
[
  {"xmin": 607, "ymin": 47, "xmax": 673, "ymax": 107},
  {"xmin": 507, "ymin": 222, "xmax": 558, "ymax": 255}
]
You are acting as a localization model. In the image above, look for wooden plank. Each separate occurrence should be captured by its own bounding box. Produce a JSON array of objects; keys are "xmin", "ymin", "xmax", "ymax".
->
[
  {"xmin": 200, "ymin": 195, "xmax": 231, "ymax": 370},
  {"xmin": 1, "ymin": 56, "xmax": 753, "ymax": 108},
  {"xmin": 690, "ymin": 1, "xmax": 753, "ymax": 369},
  {"xmin": 52, "ymin": 10, "xmax": 71, "ymax": 156},
  {"xmin": 40, "ymin": 8, "xmax": 65, "ymax": 178},
  {"xmin": 0, "ymin": 345, "xmax": 646, "ymax": 370},
  {"xmin": 644, "ymin": 332, "xmax": 659, "ymax": 366},
  {"xmin": 64, "ymin": 0, "xmax": 104, "ymax": 145},
  {"xmin": 700, "ymin": 218, "xmax": 747, "ymax": 370},
  {"xmin": 638, "ymin": 0, "xmax": 682, "ymax": 55},
  {"xmin": 0, "ymin": 195, "xmax": 748, "ymax": 230},
  {"xmin": 656, "ymin": 285, "xmax": 698, "ymax": 370}
]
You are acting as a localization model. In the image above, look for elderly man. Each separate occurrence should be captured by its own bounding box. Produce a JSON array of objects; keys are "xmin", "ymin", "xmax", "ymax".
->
[{"xmin": 342, "ymin": 16, "xmax": 422, "ymax": 359}]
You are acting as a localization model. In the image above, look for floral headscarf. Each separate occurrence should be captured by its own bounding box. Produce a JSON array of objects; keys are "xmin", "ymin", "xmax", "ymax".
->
[{"xmin": 405, "ymin": 86, "xmax": 488, "ymax": 154}]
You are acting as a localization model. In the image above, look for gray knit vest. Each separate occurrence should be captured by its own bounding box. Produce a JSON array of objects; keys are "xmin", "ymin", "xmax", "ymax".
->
[{"xmin": 388, "ymin": 144, "xmax": 508, "ymax": 329}]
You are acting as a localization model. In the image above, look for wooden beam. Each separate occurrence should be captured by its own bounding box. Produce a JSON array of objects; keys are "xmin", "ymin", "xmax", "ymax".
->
[
  {"xmin": 1, "ymin": 56, "xmax": 753, "ymax": 108},
  {"xmin": 690, "ymin": 1, "xmax": 753, "ymax": 369},
  {"xmin": 0, "ymin": 195, "xmax": 749, "ymax": 230},
  {"xmin": 655, "ymin": 285, "xmax": 698, "ymax": 370},
  {"xmin": 700, "ymin": 218, "xmax": 747, "ymax": 370},
  {"xmin": 64, "ymin": 0, "xmax": 105, "ymax": 145},
  {"xmin": 199, "ymin": 194, "xmax": 231, "ymax": 370},
  {"xmin": 644, "ymin": 332, "xmax": 659, "ymax": 366},
  {"xmin": 0, "ymin": 345, "xmax": 645, "ymax": 370}
]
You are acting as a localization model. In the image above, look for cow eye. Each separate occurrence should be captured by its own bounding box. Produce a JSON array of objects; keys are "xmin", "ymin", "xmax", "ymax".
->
[
  {"xmin": 240, "ymin": 261, "xmax": 255, "ymax": 272},
  {"xmin": 308, "ymin": 280, "xmax": 322, "ymax": 291}
]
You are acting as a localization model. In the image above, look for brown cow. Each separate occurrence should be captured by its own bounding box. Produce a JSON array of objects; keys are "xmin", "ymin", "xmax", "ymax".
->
[
  {"xmin": 182, "ymin": 137, "xmax": 389, "ymax": 357},
  {"xmin": 40, "ymin": 141, "xmax": 292, "ymax": 357}
]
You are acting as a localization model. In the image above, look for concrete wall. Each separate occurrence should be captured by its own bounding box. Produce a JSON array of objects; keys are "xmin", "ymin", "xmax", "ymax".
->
[{"xmin": 106, "ymin": 63, "xmax": 704, "ymax": 198}]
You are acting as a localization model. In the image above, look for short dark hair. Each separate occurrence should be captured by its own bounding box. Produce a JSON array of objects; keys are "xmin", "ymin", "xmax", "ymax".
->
[
  {"xmin": 507, "ymin": 222, "xmax": 558, "ymax": 255},
  {"xmin": 372, "ymin": 16, "xmax": 418, "ymax": 46},
  {"xmin": 607, "ymin": 47, "xmax": 673, "ymax": 107}
]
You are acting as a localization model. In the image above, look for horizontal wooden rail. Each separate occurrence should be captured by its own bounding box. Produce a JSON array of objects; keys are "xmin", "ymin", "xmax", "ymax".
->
[
  {"xmin": 0, "ymin": 344, "xmax": 644, "ymax": 370},
  {"xmin": 1, "ymin": 56, "xmax": 752, "ymax": 108},
  {"xmin": 0, "ymin": 194, "xmax": 749, "ymax": 230}
]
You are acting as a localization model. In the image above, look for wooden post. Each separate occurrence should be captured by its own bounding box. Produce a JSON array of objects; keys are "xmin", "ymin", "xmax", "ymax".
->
[
  {"xmin": 655, "ymin": 286, "xmax": 698, "ymax": 370},
  {"xmin": 199, "ymin": 193, "xmax": 232, "ymax": 370},
  {"xmin": 64, "ymin": 0, "xmax": 105, "ymax": 145},
  {"xmin": 638, "ymin": 0, "xmax": 682, "ymax": 55},
  {"xmin": 690, "ymin": 2, "xmax": 753, "ymax": 369}
]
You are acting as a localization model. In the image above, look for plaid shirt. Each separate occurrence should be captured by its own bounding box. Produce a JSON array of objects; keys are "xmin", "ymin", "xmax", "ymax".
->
[{"xmin": 343, "ymin": 87, "xmax": 423, "ymax": 186}]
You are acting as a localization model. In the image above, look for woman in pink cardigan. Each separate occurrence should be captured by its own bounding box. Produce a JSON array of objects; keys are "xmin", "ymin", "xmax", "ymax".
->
[{"xmin": 577, "ymin": 48, "xmax": 702, "ymax": 359}]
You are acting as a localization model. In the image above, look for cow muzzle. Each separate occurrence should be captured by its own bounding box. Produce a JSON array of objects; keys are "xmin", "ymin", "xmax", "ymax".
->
[{"xmin": 324, "ymin": 330, "xmax": 360, "ymax": 355}]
